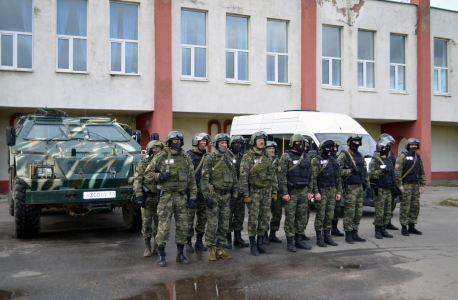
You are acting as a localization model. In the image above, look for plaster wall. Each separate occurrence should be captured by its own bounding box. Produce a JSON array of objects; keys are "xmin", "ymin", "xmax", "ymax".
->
[{"xmin": 431, "ymin": 126, "xmax": 458, "ymax": 172}]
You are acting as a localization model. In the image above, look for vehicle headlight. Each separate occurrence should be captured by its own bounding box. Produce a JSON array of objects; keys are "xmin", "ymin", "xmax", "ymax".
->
[{"xmin": 37, "ymin": 167, "xmax": 53, "ymax": 179}]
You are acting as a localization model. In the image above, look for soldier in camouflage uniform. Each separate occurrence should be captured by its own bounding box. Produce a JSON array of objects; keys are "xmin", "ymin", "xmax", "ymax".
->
[
  {"xmin": 331, "ymin": 141, "xmax": 345, "ymax": 237},
  {"xmin": 311, "ymin": 140, "xmax": 342, "ymax": 247},
  {"xmin": 337, "ymin": 134, "xmax": 373, "ymax": 244},
  {"xmin": 239, "ymin": 131, "xmax": 278, "ymax": 256},
  {"xmin": 266, "ymin": 141, "xmax": 282, "ymax": 244},
  {"xmin": 201, "ymin": 133, "xmax": 239, "ymax": 261},
  {"xmin": 278, "ymin": 134, "xmax": 314, "ymax": 252},
  {"xmin": 395, "ymin": 138, "xmax": 426, "ymax": 236},
  {"xmin": 144, "ymin": 131, "xmax": 197, "ymax": 267},
  {"xmin": 134, "ymin": 140, "xmax": 164, "ymax": 257},
  {"xmin": 369, "ymin": 139, "xmax": 395, "ymax": 239},
  {"xmin": 226, "ymin": 135, "xmax": 249, "ymax": 249},
  {"xmin": 186, "ymin": 133, "xmax": 211, "ymax": 253}
]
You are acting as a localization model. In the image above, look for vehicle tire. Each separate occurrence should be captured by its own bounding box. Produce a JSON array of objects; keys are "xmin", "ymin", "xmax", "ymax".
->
[
  {"xmin": 8, "ymin": 191, "xmax": 14, "ymax": 216},
  {"xmin": 122, "ymin": 202, "xmax": 142, "ymax": 231},
  {"xmin": 14, "ymin": 178, "xmax": 41, "ymax": 238}
]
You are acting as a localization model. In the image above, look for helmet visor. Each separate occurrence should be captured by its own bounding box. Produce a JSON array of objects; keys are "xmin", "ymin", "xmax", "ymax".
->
[{"xmin": 169, "ymin": 132, "xmax": 184, "ymax": 140}]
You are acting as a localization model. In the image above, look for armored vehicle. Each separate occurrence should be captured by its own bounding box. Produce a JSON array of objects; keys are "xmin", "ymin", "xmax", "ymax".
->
[{"xmin": 6, "ymin": 108, "xmax": 145, "ymax": 238}]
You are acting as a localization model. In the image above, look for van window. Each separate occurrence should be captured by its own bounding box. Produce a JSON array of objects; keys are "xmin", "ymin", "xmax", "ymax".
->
[
  {"xmin": 315, "ymin": 133, "xmax": 376, "ymax": 157},
  {"xmin": 26, "ymin": 124, "xmax": 67, "ymax": 140},
  {"xmin": 270, "ymin": 134, "xmax": 317, "ymax": 155}
]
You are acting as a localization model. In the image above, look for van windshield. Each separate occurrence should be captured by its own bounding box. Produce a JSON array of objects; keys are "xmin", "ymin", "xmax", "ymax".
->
[{"xmin": 315, "ymin": 133, "xmax": 376, "ymax": 157}]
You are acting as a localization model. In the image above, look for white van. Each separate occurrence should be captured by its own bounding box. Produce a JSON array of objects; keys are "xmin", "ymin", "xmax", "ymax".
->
[{"xmin": 230, "ymin": 110, "xmax": 378, "ymax": 206}]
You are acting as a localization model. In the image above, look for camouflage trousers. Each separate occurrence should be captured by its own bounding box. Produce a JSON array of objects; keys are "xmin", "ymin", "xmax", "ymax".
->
[
  {"xmin": 343, "ymin": 184, "xmax": 364, "ymax": 232},
  {"xmin": 285, "ymin": 187, "xmax": 309, "ymax": 237},
  {"xmin": 229, "ymin": 195, "xmax": 245, "ymax": 232},
  {"xmin": 187, "ymin": 192, "xmax": 207, "ymax": 237},
  {"xmin": 390, "ymin": 195, "xmax": 397, "ymax": 220},
  {"xmin": 400, "ymin": 183, "xmax": 420, "ymax": 225},
  {"xmin": 373, "ymin": 188, "xmax": 392, "ymax": 226},
  {"xmin": 156, "ymin": 191, "xmax": 188, "ymax": 247},
  {"xmin": 301, "ymin": 199, "xmax": 312, "ymax": 230},
  {"xmin": 314, "ymin": 186, "xmax": 336, "ymax": 231},
  {"xmin": 269, "ymin": 197, "xmax": 283, "ymax": 231},
  {"xmin": 246, "ymin": 188, "xmax": 271, "ymax": 237},
  {"xmin": 332, "ymin": 196, "xmax": 342, "ymax": 223},
  {"xmin": 141, "ymin": 195, "xmax": 159, "ymax": 240},
  {"xmin": 205, "ymin": 191, "xmax": 230, "ymax": 247}
]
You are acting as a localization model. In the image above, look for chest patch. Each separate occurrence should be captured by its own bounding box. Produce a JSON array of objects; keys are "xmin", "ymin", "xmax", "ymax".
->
[
  {"xmin": 293, "ymin": 160, "xmax": 299, "ymax": 165},
  {"xmin": 320, "ymin": 160, "xmax": 327, "ymax": 164},
  {"xmin": 406, "ymin": 156, "xmax": 414, "ymax": 161},
  {"xmin": 165, "ymin": 159, "xmax": 175, "ymax": 164},
  {"xmin": 134, "ymin": 172, "xmax": 139, "ymax": 178},
  {"xmin": 233, "ymin": 159, "xmax": 237, "ymax": 163}
]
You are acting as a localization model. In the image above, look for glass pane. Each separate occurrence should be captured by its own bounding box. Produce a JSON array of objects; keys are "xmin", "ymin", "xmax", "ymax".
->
[
  {"xmin": 332, "ymin": 59, "xmax": 341, "ymax": 86},
  {"xmin": 181, "ymin": 10, "xmax": 206, "ymax": 46},
  {"xmin": 181, "ymin": 47, "xmax": 191, "ymax": 76},
  {"xmin": 111, "ymin": 42, "xmax": 121, "ymax": 72},
  {"xmin": 17, "ymin": 34, "xmax": 32, "ymax": 68},
  {"xmin": 86, "ymin": 125, "xmax": 128, "ymax": 141},
  {"xmin": 390, "ymin": 34, "xmax": 405, "ymax": 64},
  {"xmin": 322, "ymin": 59, "xmax": 329, "ymax": 84},
  {"xmin": 434, "ymin": 39, "xmax": 447, "ymax": 67},
  {"xmin": 58, "ymin": 38, "xmax": 70, "ymax": 69},
  {"xmin": 358, "ymin": 30, "xmax": 374, "ymax": 60},
  {"xmin": 398, "ymin": 65, "xmax": 405, "ymax": 90},
  {"xmin": 390, "ymin": 65, "xmax": 395, "ymax": 89},
  {"xmin": 226, "ymin": 16, "xmax": 248, "ymax": 50},
  {"xmin": 226, "ymin": 52, "xmax": 234, "ymax": 79},
  {"xmin": 278, "ymin": 55, "xmax": 288, "ymax": 83},
  {"xmin": 322, "ymin": 26, "xmax": 341, "ymax": 58},
  {"xmin": 357, "ymin": 62, "xmax": 363, "ymax": 87},
  {"xmin": 441, "ymin": 69, "xmax": 447, "ymax": 93},
  {"xmin": 195, "ymin": 47, "xmax": 206, "ymax": 78},
  {"xmin": 0, "ymin": 0, "xmax": 32, "ymax": 32},
  {"xmin": 73, "ymin": 38, "xmax": 87, "ymax": 71},
  {"xmin": 267, "ymin": 55, "xmax": 275, "ymax": 81},
  {"xmin": 434, "ymin": 69, "xmax": 438, "ymax": 92},
  {"xmin": 1, "ymin": 35, "xmax": 13, "ymax": 66},
  {"xmin": 366, "ymin": 62, "xmax": 375, "ymax": 88},
  {"xmin": 27, "ymin": 125, "xmax": 66, "ymax": 139},
  {"xmin": 57, "ymin": 0, "xmax": 87, "ymax": 37},
  {"xmin": 238, "ymin": 51, "xmax": 248, "ymax": 81},
  {"xmin": 110, "ymin": 2, "xmax": 138, "ymax": 40},
  {"xmin": 267, "ymin": 20, "xmax": 287, "ymax": 53},
  {"xmin": 125, "ymin": 42, "xmax": 138, "ymax": 74}
]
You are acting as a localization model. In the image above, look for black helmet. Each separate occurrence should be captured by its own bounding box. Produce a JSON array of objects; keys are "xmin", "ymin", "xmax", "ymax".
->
[
  {"xmin": 347, "ymin": 134, "xmax": 363, "ymax": 146},
  {"xmin": 164, "ymin": 131, "xmax": 184, "ymax": 145},
  {"xmin": 319, "ymin": 140, "xmax": 335, "ymax": 155},
  {"xmin": 192, "ymin": 132, "xmax": 211, "ymax": 146},
  {"xmin": 229, "ymin": 135, "xmax": 244, "ymax": 148},
  {"xmin": 376, "ymin": 139, "xmax": 391, "ymax": 152},
  {"xmin": 249, "ymin": 131, "xmax": 268, "ymax": 146},
  {"xmin": 405, "ymin": 138, "xmax": 420, "ymax": 150},
  {"xmin": 378, "ymin": 133, "xmax": 395, "ymax": 146}
]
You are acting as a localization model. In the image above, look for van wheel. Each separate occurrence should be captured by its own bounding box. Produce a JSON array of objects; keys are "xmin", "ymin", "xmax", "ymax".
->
[
  {"xmin": 14, "ymin": 178, "xmax": 41, "ymax": 238},
  {"xmin": 122, "ymin": 203, "xmax": 142, "ymax": 231}
]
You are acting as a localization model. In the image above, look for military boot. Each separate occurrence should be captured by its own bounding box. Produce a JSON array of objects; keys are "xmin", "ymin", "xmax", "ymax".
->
[
  {"xmin": 295, "ymin": 233, "xmax": 312, "ymax": 250},
  {"xmin": 375, "ymin": 226, "xmax": 383, "ymax": 239},
  {"xmin": 234, "ymin": 231, "xmax": 249, "ymax": 248},
  {"xmin": 351, "ymin": 230, "xmax": 366, "ymax": 242},
  {"xmin": 316, "ymin": 230, "xmax": 327, "ymax": 247},
  {"xmin": 257, "ymin": 235, "xmax": 272, "ymax": 254},
  {"xmin": 263, "ymin": 231, "xmax": 270, "ymax": 245},
  {"xmin": 381, "ymin": 225, "xmax": 393, "ymax": 238},
  {"xmin": 401, "ymin": 225, "xmax": 410, "ymax": 236},
  {"xmin": 386, "ymin": 220, "xmax": 399, "ymax": 230},
  {"xmin": 323, "ymin": 230, "xmax": 338, "ymax": 246},
  {"xmin": 249, "ymin": 236, "xmax": 259, "ymax": 256},
  {"xmin": 157, "ymin": 246, "xmax": 166, "ymax": 267},
  {"xmin": 286, "ymin": 236, "xmax": 297, "ymax": 252},
  {"xmin": 186, "ymin": 236, "xmax": 195, "ymax": 253},
  {"xmin": 176, "ymin": 244, "xmax": 191, "ymax": 264},
  {"xmin": 269, "ymin": 230, "xmax": 282, "ymax": 243},
  {"xmin": 408, "ymin": 224, "xmax": 422, "ymax": 235},
  {"xmin": 152, "ymin": 240, "xmax": 158, "ymax": 255},
  {"xmin": 216, "ymin": 247, "xmax": 232, "ymax": 259},
  {"xmin": 331, "ymin": 221, "xmax": 344, "ymax": 236},
  {"xmin": 195, "ymin": 234, "xmax": 208, "ymax": 251},
  {"xmin": 144, "ymin": 238, "xmax": 152, "ymax": 257},
  {"xmin": 345, "ymin": 231, "xmax": 354, "ymax": 244},
  {"xmin": 226, "ymin": 232, "xmax": 233, "ymax": 249},
  {"xmin": 208, "ymin": 247, "xmax": 217, "ymax": 261},
  {"xmin": 302, "ymin": 234, "xmax": 311, "ymax": 241}
]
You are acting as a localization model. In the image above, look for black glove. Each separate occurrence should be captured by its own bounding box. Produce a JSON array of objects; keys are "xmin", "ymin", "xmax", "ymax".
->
[
  {"xmin": 187, "ymin": 199, "xmax": 196, "ymax": 209},
  {"xmin": 230, "ymin": 197, "xmax": 237, "ymax": 208},
  {"xmin": 130, "ymin": 193, "xmax": 136, "ymax": 202},
  {"xmin": 137, "ymin": 198, "xmax": 146, "ymax": 208},
  {"xmin": 366, "ymin": 187, "xmax": 374, "ymax": 198},
  {"xmin": 159, "ymin": 172, "xmax": 170, "ymax": 181},
  {"xmin": 206, "ymin": 198, "xmax": 214, "ymax": 209},
  {"xmin": 351, "ymin": 166, "xmax": 360, "ymax": 174}
]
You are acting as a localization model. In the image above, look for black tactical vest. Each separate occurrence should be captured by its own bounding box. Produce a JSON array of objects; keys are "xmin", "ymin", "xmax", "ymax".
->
[
  {"xmin": 227, "ymin": 151, "xmax": 242, "ymax": 179},
  {"xmin": 187, "ymin": 150, "xmax": 206, "ymax": 188},
  {"xmin": 343, "ymin": 150, "xmax": 365, "ymax": 184},
  {"xmin": 286, "ymin": 150, "xmax": 311, "ymax": 187},
  {"xmin": 387, "ymin": 151, "xmax": 396, "ymax": 167},
  {"xmin": 372, "ymin": 157, "xmax": 396, "ymax": 189},
  {"xmin": 316, "ymin": 155, "xmax": 340, "ymax": 187},
  {"xmin": 402, "ymin": 152, "xmax": 421, "ymax": 182}
]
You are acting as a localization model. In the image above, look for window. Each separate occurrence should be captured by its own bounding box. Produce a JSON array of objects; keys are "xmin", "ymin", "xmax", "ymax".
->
[
  {"xmin": 434, "ymin": 38, "xmax": 448, "ymax": 94},
  {"xmin": 0, "ymin": 0, "xmax": 33, "ymax": 70},
  {"xmin": 26, "ymin": 125, "xmax": 67, "ymax": 140},
  {"xmin": 390, "ymin": 34, "xmax": 406, "ymax": 91},
  {"xmin": 86, "ymin": 125, "xmax": 128, "ymax": 141},
  {"xmin": 181, "ymin": 10, "xmax": 206, "ymax": 79},
  {"xmin": 322, "ymin": 26, "xmax": 341, "ymax": 87},
  {"xmin": 110, "ymin": 2, "xmax": 138, "ymax": 74},
  {"xmin": 266, "ymin": 20, "xmax": 288, "ymax": 84},
  {"xmin": 357, "ymin": 30, "xmax": 375, "ymax": 89},
  {"xmin": 56, "ymin": 0, "xmax": 87, "ymax": 72},
  {"xmin": 226, "ymin": 15, "xmax": 248, "ymax": 82}
]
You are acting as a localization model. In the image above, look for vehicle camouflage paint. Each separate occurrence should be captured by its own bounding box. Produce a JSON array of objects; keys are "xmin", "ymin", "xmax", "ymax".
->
[{"xmin": 6, "ymin": 109, "xmax": 145, "ymax": 238}]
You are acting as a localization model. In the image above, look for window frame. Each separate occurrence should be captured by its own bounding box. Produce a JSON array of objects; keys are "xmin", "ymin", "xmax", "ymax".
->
[
  {"xmin": 321, "ymin": 25, "xmax": 342, "ymax": 88},
  {"xmin": 357, "ymin": 30, "xmax": 375, "ymax": 90},
  {"xmin": 390, "ymin": 34, "xmax": 406, "ymax": 92},
  {"xmin": 225, "ymin": 15, "xmax": 249, "ymax": 83},
  {"xmin": 433, "ymin": 38, "xmax": 448, "ymax": 95},
  {"xmin": 180, "ymin": 9, "xmax": 207, "ymax": 80},
  {"xmin": 56, "ymin": 35, "xmax": 88, "ymax": 73},
  {"xmin": 266, "ymin": 19, "xmax": 289, "ymax": 85}
]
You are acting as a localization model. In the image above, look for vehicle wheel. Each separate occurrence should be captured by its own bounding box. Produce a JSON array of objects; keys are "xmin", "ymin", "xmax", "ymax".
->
[
  {"xmin": 14, "ymin": 178, "xmax": 41, "ymax": 238},
  {"xmin": 122, "ymin": 202, "xmax": 142, "ymax": 231},
  {"xmin": 8, "ymin": 191, "xmax": 14, "ymax": 216}
]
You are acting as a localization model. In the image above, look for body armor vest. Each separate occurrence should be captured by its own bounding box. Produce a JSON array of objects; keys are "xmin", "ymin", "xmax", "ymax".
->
[
  {"xmin": 316, "ymin": 155, "xmax": 340, "ymax": 188},
  {"xmin": 142, "ymin": 156, "xmax": 158, "ymax": 193},
  {"xmin": 248, "ymin": 152, "xmax": 274, "ymax": 188},
  {"xmin": 187, "ymin": 150, "xmax": 206, "ymax": 188},
  {"xmin": 402, "ymin": 152, "xmax": 421, "ymax": 182},
  {"xmin": 372, "ymin": 157, "xmax": 396, "ymax": 189},
  {"xmin": 286, "ymin": 150, "xmax": 311, "ymax": 187},
  {"xmin": 227, "ymin": 151, "xmax": 242, "ymax": 179},
  {"xmin": 387, "ymin": 151, "xmax": 396, "ymax": 167},
  {"xmin": 343, "ymin": 150, "xmax": 365, "ymax": 184},
  {"xmin": 209, "ymin": 152, "xmax": 233, "ymax": 190},
  {"xmin": 158, "ymin": 150, "xmax": 189, "ymax": 192}
]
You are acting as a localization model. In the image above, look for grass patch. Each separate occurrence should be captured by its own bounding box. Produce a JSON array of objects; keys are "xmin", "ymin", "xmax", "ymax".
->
[
  {"xmin": 433, "ymin": 182, "xmax": 458, "ymax": 187},
  {"xmin": 438, "ymin": 198, "xmax": 458, "ymax": 207}
]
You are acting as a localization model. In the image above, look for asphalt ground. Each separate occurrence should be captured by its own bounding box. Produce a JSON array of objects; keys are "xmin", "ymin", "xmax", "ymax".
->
[{"xmin": 1, "ymin": 185, "xmax": 458, "ymax": 300}]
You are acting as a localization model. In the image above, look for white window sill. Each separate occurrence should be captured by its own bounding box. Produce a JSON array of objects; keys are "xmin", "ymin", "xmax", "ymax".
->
[
  {"xmin": 433, "ymin": 93, "xmax": 451, "ymax": 97},
  {"xmin": 110, "ymin": 73, "xmax": 141, "ymax": 76},
  {"xmin": 0, "ymin": 68, "xmax": 33, "ymax": 72},
  {"xmin": 322, "ymin": 85, "xmax": 344, "ymax": 91},
  {"xmin": 226, "ymin": 80, "xmax": 250, "ymax": 85},
  {"xmin": 56, "ymin": 70, "xmax": 89, "ymax": 75},
  {"xmin": 358, "ymin": 88, "xmax": 377, "ymax": 93},
  {"xmin": 266, "ymin": 82, "xmax": 291, "ymax": 86},
  {"xmin": 390, "ymin": 90, "xmax": 408, "ymax": 95},
  {"xmin": 180, "ymin": 77, "xmax": 209, "ymax": 82}
]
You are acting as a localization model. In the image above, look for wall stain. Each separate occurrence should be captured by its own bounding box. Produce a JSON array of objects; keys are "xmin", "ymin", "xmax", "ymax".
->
[
  {"xmin": 420, "ymin": 5, "xmax": 430, "ymax": 33},
  {"xmin": 225, "ymin": 6, "xmax": 244, "ymax": 13},
  {"xmin": 185, "ymin": 0, "xmax": 205, "ymax": 5},
  {"xmin": 318, "ymin": 0, "xmax": 365, "ymax": 27},
  {"xmin": 33, "ymin": 7, "xmax": 41, "ymax": 16}
]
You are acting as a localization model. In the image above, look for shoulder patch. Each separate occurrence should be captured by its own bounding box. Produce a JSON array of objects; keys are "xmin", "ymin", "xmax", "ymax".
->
[
  {"xmin": 278, "ymin": 166, "xmax": 281, "ymax": 172},
  {"xmin": 202, "ymin": 169, "xmax": 205, "ymax": 175},
  {"xmin": 146, "ymin": 164, "xmax": 150, "ymax": 170},
  {"xmin": 395, "ymin": 164, "xmax": 400, "ymax": 168},
  {"xmin": 240, "ymin": 166, "xmax": 244, "ymax": 172},
  {"xmin": 134, "ymin": 172, "xmax": 139, "ymax": 178}
]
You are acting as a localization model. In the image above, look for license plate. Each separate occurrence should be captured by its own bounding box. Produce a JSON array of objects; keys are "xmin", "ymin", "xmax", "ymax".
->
[{"xmin": 83, "ymin": 191, "xmax": 116, "ymax": 200}]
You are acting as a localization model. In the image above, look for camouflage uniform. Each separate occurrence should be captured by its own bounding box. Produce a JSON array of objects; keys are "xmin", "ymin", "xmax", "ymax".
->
[
  {"xmin": 269, "ymin": 156, "xmax": 282, "ymax": 231},
  {"xmin": 387, "ymin": 151, "xmax": 398, "ymax": 220},
  {"xmin": 331, "ymin": 153, "xmax": 342, "ymax": 224},
  {"xmin": 186, "ymin": 150, "xmax": 207, "ymax": 237},
  {"xmin": 227, "ymin": 151, "xmax": 245, "ymax": 232},
  {"xmin": 292, "ymin": 153, "xmax": 314, "ymax": 236}
]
